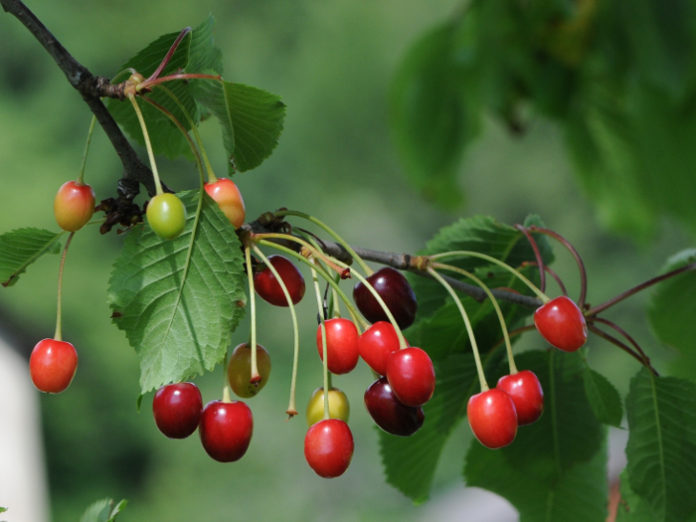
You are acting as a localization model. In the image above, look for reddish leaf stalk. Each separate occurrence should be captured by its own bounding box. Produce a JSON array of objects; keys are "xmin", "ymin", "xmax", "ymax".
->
[
  {"xmin": 515, "ymin": 224, "xmax": 546, "ymax": 293},
  {"xmin": 146, "ymin": 26, "xmax": 192, "ymax": 82},
  {"xmin": 591, "ymin": 316, "xmax": 654, "ymax": 372},
  {"xmin": 588, "ymin": 324, "xmax": 658, "ymax": 375}
]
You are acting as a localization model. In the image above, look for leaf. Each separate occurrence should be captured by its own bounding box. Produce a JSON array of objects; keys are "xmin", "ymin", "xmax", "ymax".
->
[
  {"xmin": 107, "ymin": 17, "xmax": 222, "ymax": 160},
  {"xmin": 0, "ymin": 228, "xmax": 63, "ymax": 287},
  {"xmin": 648, "ymin": 249, "xmax": 696, "ymax": 381},
  {"xmin": 624, "ymin": 368, "xmax": 696, "ymax": 521},
  {"xmin": 193, "ymin": 80, "xmax": 286, "ymax": 173},
  {"xmin": 389, "ymin": 17, "xmax": 481, "ymax": 208},
  {"xmin": 616, "ymin": 469, "xmax": 661, "ymax": 522},
  {"xmin": 465, "ymin": 351, "xmax": 608, "ymax": 521},
  {"xmin": 108, "ymin": 190, "xmax": 246, "ymax": 393},
  {"xmin": 79, "ymin": 498, "xmax": 127, "ymax": 522},
  {"xmin": 582, "ymin": 364, "xmax": 623, "ymax": 427}
]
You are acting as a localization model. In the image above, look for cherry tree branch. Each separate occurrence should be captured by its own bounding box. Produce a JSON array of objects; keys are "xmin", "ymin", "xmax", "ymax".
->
[{"xmin": 0, "ymin": 0, "xmax": 157, "ymax": 195}]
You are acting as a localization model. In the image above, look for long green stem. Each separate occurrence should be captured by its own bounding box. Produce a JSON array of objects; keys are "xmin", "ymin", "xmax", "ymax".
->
[
  {"xmin": 427, "ymin": 266, "xmax": 489, "ymax": 391},
  {"xmin": 54, "ymin": 232, "xmax": 75, "ymax": 341},
  {"xmin": 128, "ymin": 94, "xmax": 163, "ymax": 195},
  {"xmin": 77, "ymin": 116, "xmax": 96, "ymax": 184},
  {"xmin": 252, "ymin": 245, "xmax": 301, "ymax": 417},
  {"xmin": 433, "ymin": 262, "xmax": 518, "ymax": 374},
  {"xmin": 311, "ymin": 264, "xmax": 331, "ymax": 420},
  {"xmin": 244, "ymin": 245, "xmax": 260, "ymax": 382},
  {"xmin": 429, "ymin": 250, "xmax": 548, "ymax": 302}
]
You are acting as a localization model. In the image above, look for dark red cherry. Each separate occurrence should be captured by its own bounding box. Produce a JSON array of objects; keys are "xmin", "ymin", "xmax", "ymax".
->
[
  {"xmin": 152, "ymin": 382, "xmax": 203, "ymax": 438},
  {"xmin": 199, "ymin": 400, "xmax": 253, "ymax": 462},
  {"xmin": 364, "ymin": 377, "xmax": 424, "ymax": 436},
  {"xmin": 353, "ymin": 267, "xmax": 417, "ymax": 329},
  {"xmin": 254, "ymin": 255, "xmax": 305, "ymax": 306}
]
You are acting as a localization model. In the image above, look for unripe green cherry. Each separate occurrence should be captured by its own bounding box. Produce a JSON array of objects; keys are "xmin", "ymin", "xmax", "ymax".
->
[
  {"xmin": 146, "ymin": 193, "xmax": 186, "ymax": 239},
  {"xmin": 306, "ymin": 386, "xmax": 350, "ymax": 426}
]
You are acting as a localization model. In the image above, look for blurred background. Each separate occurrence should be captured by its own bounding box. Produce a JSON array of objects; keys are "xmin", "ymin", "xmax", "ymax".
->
[{"xmin": 0, "ymin": 1, "xmax": 691, "ymax": 520}]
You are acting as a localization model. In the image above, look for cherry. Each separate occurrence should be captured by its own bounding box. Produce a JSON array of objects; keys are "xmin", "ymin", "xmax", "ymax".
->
[
  {"xmin": 226, "ymin": 343, "xmax": 271, "ymax": 398},
  {"xmin": 534, "ymin": 296, "xmax": 587, "ymax": 352},
  {"xmin": 204, "ymin": 177, "xmax": 246, "ymax": 228},
  {"xmin": 496, "ymin": 370, "xmax": 544, "ymax": 425},
  {"xmin": 385, "ymin": 347, "xmax": 435, "ymax": 407},
  {"xmin": 146, "ymin": 193, "xmax": 186, "ymax": 239},
  {"xmin": 199, "ymin": 400, "xmax": 253, "ymax": 462},
  {"xmin": 304, "ymin": 419, "xmax": 354, "ymax": 478},
  {"xmin": 253, "ymin": 255, "xmax": 305, "ymax": 306},
  {"xmin": 316, "ymin": 318, "xmax": 359, "ymax": 375},
  {"xmin": 152, "ymin": 382, "xmax": 203, "ymax": 438},
  {"xmin": 364, "ymin": 377, "xmax": 424, "ymax": 436},
  {"xmin": 467, "ymin": 388, "xmax": 518, "ymax": 449},
  {"xmin": 29, "ymin": 338, "xmax": 78, "ymax": 393},
  {"xmin": 54, "ymin": 181, "xmax": 95, "ymax": 232},
  {"xmin": 353, "ymin": 267, "xmax": 417, "ymax": 329},
  {"xmin": 358, "ymin": 321, "xmax": 400, "ymax": 376},
  {"xmin": 306, "ymin": 386, "xmax": 350, "ymax": 426}
]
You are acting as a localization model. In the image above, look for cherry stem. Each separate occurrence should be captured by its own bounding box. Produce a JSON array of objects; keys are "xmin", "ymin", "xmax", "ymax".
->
[
  {"xmin": 146, "ymin": 27, "xmax": 192, "ymax": 83},
  {"xmin": 588, "ymin": 324, "xmax": 658, "ymax": 375},
  {"xmin": 591, "ymin": 316, "xmax": 655, "ymax": 373},
  {"xmin": 273, "ymin": 209, "xmax": 373, "ymax": 275},
  {"xmin": 426, "ymin": 266, "xmax": 489, "ymax": 391},
  {"xmin": 527, "ymin": 226, "xmax": 587, "ymax": 308},
  {"xmin": 222, "ymin": 385, "xmax": 232, "ymax": 403},
  {"xmin": 433, "ymin": 262, "xmax": 518, "ymax": 375},
  {"xmin": 429, "ymin": 250, "xmax": 548, "ymax": 303},
  {"xmin": 586, "ymin": 262, "xmax": 696, "ymax": 317},
  {"xmin": 311, "ymin": 264, "xmax": 331, "ymax": 420},
  {"xmin": 514, "ymin": 224, "xmax": 546, "ymax": 294},
  {"xmin": 244, "ymin": 246, "xmax": 260, "ymax": 382},
  {"xmin": 253, "ymin": 232, "xmax": 346, "ymax": 276},
  {"xmin": 252, "ymin": 245, "xmax": 301, "ymax": 417},
  {"xmin": 53, "ymin": 232, "xmax": 75, "ymax": 341},
  {"xmin": 128, "ymin": 94, "xmax": 163, "ymax": 195},
  {"xmin": 521, "ymin": 261, "xmax": 568, "ymax": 296},
  {"xmin": 77, "ymin": 115, "xmax": 97, "ymax": 185}
]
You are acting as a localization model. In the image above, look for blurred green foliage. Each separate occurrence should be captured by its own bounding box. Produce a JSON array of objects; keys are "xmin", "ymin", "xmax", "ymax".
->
[{"xmin": 0, "ymin": 0, "xmax": 694, "ymax": 521}]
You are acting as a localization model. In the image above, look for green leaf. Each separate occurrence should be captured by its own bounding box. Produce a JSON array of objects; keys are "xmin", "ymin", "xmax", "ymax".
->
[
  {"xmin": 465, "ymin": 351, "xmax": 607, "ymax": 521},
  {"xmin": 79, "ymin": 498, "xmax": 127, "ymax": 522},
  {"xmin": 389, "ymin": 17, "xmax": 481, "ymax": 208},
  {"xmin": 0, "ymin": 228, "xmax": 63, "ymax": 287},
  {"xmin": 648, "ymin": 249, "xmax": 696, "ymax": 381},
  {"xmin": 616, "ymin": 469, "xmax": 661, "ymax": 522},
  {"xmin": 624, "ymin": 368, "xmax": 696, "ymax": 521},
  {"xmin": 193, "ymin": 80, "xmax": 286, "ymax": 173},
  {"xmin": 107, "ymin": 17, "xmax": 222, "ymax": 160},
  {"xmin": 582, "ymin": 364, "xmax": 623, "ymax": 427},
  {"xmin": 108, "ymin": 190, "xmax": 246, "ymax": 393}
]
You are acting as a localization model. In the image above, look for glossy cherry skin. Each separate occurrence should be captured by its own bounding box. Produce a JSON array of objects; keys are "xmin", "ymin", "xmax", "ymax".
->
[
  {"xmin": 54, "ymin": 181, "xmax": 95, "ymax": 232},
  {"xmin": 496, "ymin": 370, "xmax": 544, "ymax": 425},
  {"xmin": 253, "ymin": 255, "xmax": 305, "ymax": 306},
  {"xmin": 353, "ymin": 267, "xmax": 417, "ymax": 329},
  {"xmin": 152, "ymin": 382, "xmax": 203, "ymax": 438},
  {"xmin": 385, "ymin": 347, "xmax": 435, "ymax": 407},
  {"xmin": 306, "ymin": 387, "xmax": 350, "ymax": 426},
  {"xmin": 304, "ymin": 419, "xmax": 354, "ymax": 478},
  {"xmin": 316, "ymin": 318, "xmax": 360, "ymax": 375},
  {"xmin": 534, "ymin": 296, "xmax": 587, "ymax": 352},
  {"xmin": 358, "ymin": 321, "xmax": 400, "ymax": 376},
  {"xmin": 227, "ymin": 343, "xmax": 271, "ymax": 398},
  {"xmin": 29, "ymin": 338, "xmax": 78, "ymax": 393},
  {"xmin": 199, "ymin": 400, "xmax": 253, "ymax": 462},
  {"xmin": 467, "ymin": 389, "xmax": 518, "ymax": 449},
  {"xmin": 146, "ymin": 193, "xmax": 186, "ymax": 239},
  {"xmin": 204, "ymin": 177, "xmax": 246, "ymax": 228},
  {"xmin": 364, "ymin": 377, "xmax": 424, "ymax": 436}
]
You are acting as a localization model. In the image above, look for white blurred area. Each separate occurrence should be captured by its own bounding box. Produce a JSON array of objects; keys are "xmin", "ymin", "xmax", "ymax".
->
[{"xmin": 0, "ymin": 339, "xmax": 49, "ymax": 522}]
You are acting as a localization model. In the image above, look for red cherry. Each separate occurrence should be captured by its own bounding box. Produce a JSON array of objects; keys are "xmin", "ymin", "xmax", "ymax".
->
[
  {"xmin": 467, "ymin": 389, "xmax": 518, "ymax": 449},
  {"xmin": 358, "ymin": 321, "xmax": 400, "ymax": 376},
  {"xmin": 253, "ymin": 255, "xmax": 305, "ymax": 306},
  {"xmin": 152, "ymin": 382, "xmax": 203, "ymax": 438},
  {"xmin": 53, "ymin": 181, "xmax": 95, "ymax": 232},
  {"xmin": 353, "ymin": 267, "xmax": 418, "ymax": 329},
  {"xmin": 29, "ymin": 338, "xmax": 78, "ymax": 393},
  {"xmin": 385, "ymin": 347, "xmax": 435, "ymax": 407},
  {"xmin": 204, "ymin": 177, "xmax": 246, "ymax": 228},
  {"xmin": 304, "ymin": 419, "xmax": 354, "ymax": 478},
  {"xmin": 364, "ymin": 377, "xmax": 424, "ymax": 436},
  {"xmin": 226, "ymin": 343, "xmax": 271, "ymax": 398},
  {"xmin": 496, "ymin": 370, "xmax": 544, "ymax": 425},
  {"xmin": 316, "ymin": 318, "xmax": 359, "ymax": 375},
  {"xmin": 199, "ymin": 400, "xmax": 253, "ymax": 462},
  {"xmin": 534, "ymin": 296, "xmax": 587, "ymax": 352}
]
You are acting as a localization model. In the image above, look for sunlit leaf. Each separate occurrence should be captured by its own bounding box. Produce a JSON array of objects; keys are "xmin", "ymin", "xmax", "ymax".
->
[{"xmin": 0, "ymin": 227, "xmax": 63, "ymax": 287}]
